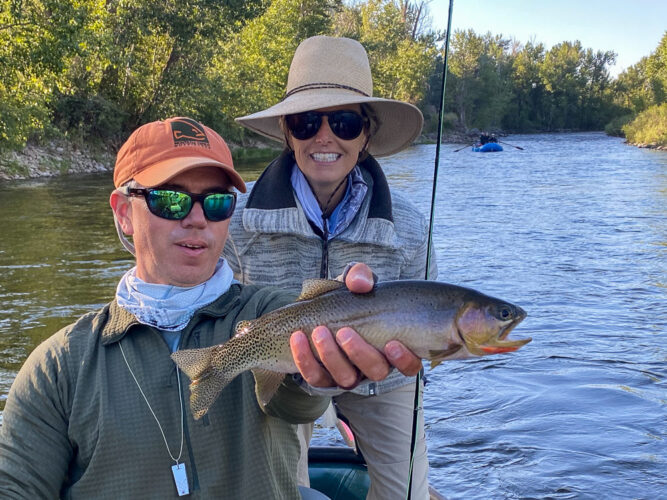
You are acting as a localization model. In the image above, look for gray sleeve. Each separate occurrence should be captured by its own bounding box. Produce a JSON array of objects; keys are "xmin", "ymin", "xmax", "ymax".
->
[
  {"xmin": 399, "ymin": 213, "xmax": 439, "ymax": 280},
  {"xmin": 263, "ymin": 375, "xmax": 330, "ymax": 424}
]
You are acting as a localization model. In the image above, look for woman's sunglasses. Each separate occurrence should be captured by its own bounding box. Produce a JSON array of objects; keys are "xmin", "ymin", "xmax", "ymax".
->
[
  {"xmin": 123, "ymin": 187, "xmax": 236, "ymax": 222},
  {"xmin": 285, "ymin": 110, "xmax": 368, "ymax": 141}
]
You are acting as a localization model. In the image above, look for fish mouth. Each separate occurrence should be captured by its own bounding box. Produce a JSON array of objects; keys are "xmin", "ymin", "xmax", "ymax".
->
[{"xmin": 479, "ymin": 311, "xmax": 531, "ymax": 355}]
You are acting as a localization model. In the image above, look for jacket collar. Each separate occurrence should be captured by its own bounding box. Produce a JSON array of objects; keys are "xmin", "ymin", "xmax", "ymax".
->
[{"xmin": 245, "ymin": 149, "xmax": 393, "ymax": 223}]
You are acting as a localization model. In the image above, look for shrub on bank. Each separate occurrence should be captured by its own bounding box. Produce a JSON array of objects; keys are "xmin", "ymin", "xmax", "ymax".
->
[
  {"xmin": 622, "ymin": 103, "xmax": 667, "ymax": 147},
  {"xmin": 604, "ymin": 114, "xmax": 634, "ymax": 137}
]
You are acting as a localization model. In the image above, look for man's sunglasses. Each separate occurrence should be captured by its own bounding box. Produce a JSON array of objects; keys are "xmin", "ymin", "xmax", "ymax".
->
[
  {"xmin": 285, "ymin": 110, "xmax": 368, "ymax": 141},
  {"xmin": 123, "ymin": 187, "xmax": 236, "ymax": 222}
]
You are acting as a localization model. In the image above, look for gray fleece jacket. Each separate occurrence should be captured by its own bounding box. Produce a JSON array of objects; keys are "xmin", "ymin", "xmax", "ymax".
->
[{"xmin": 223, "ymin": 150, "xmax": 438, "ymax": 395}]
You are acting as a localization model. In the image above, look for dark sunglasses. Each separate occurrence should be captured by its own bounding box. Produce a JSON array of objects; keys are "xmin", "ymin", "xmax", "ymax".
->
[
  {"xmin": 123, "ymin": 187, "xmax": 236, "ymax": 222},
  {"xmin": 285, "ymin": 110, "xmax": 368, "ymax": 141}
]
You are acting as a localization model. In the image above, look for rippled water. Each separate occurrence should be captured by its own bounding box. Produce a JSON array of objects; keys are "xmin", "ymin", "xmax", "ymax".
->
[{"xmin": 1, "ymin": 132, "xmax": 665, "ymax": 498}]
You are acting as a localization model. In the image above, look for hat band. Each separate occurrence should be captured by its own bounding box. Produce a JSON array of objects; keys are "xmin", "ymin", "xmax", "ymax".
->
[{"xmin": 283, "ymin": 83, "xmax": 370, "ymax": 100}]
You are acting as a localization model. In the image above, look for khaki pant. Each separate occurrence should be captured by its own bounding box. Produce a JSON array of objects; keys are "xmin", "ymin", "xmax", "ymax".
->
[{"xmin": 298, "ymin": 381, "xmax": 429, "ymax": 500}]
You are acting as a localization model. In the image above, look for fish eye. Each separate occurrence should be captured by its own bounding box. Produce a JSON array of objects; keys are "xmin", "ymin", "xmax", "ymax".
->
[{"xmin": 498, "ymin": 306, "xmax": 513, "ymax": 320}]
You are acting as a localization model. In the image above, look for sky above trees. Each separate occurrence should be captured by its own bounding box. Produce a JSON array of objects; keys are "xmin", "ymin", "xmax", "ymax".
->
[{"xmin": 430, "ymin": 0, "xmax": 667, "ymax": 76}]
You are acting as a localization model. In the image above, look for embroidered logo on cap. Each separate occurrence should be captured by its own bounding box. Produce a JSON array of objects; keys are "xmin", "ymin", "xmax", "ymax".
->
[{"xmin": 170, "ymin": 118, "xmax": 210, "ymax": 149}]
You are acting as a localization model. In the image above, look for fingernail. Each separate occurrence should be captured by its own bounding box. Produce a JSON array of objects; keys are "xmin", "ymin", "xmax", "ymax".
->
[
  {"xmin": 386, "ymin": 341, "xmax": 402, "ymax": 359},
  {"xmin": 312, "ymin": 327, "xmax": 327, "ymax": 344},
  {"xmin": 359, "ymin": 272, "xmax": 375, "ymax": 287},
  {"xmin": 336, "ymin": 328, "xmax": 353, "ymax": 346}
]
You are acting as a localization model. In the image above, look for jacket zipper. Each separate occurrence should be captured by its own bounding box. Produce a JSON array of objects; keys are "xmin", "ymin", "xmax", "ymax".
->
[{"xmin": 320, "ymin": 217, "xmax": 329, "ymax": 278}]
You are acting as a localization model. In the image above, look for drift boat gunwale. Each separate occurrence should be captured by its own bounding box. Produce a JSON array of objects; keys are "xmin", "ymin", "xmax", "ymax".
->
[{"xmin": 308, "ymin": 446, "xmax": 448, "ymax": 500}]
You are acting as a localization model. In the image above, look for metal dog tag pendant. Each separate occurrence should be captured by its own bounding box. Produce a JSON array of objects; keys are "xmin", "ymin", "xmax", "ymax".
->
[{"xmin": 171, "ymin": 463, "xmax": 190, "ymax": 496}]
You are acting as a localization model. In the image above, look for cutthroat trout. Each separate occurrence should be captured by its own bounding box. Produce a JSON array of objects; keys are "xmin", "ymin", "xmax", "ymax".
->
[{"xmin": 171, "ymin": 279, "xmax": 530, "ymax": 419}]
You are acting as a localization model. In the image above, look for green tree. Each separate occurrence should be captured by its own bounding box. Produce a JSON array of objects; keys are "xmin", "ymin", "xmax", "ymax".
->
[
  {"xmin": 356, "ymin": 0, "xmax": 437, "ymax": 104},
  {"xmin": 506, "ymin": 40, "xmax": 546, "ymax": 130},
  {"xmin": 623, "ymin": 102, "xmax": 667, "ymax": 146},
  {"xmin": 0, "ymin": 0, "xmax": 101, "ymax": 149},
  {"xmin": 203, "ymin": 0, "xmax": 339, "ymax": 142},
  {"xmin": 610, "ymin": 31, "xmax": 666, "ymax": 133},
  {"xmin": 613, "ymin": 59, "xmax": 653, "ymax": 113},
  {"xmin": 448, "ymin": 29, "xmax": 485, "ymax": 127},
  {"xmin": 644, "ymin": 31, "xmax": 667, "ymax": 104},
  {"xmin": 448, "ymin": 29, "xmax": 513, "ymax": 130},
  {"xmin": 578, "ymin": 48, "xmax": 616, "ymax": 129},
  {"xmin": 473, "ymin": 33, "xmax": 513, "ymax": 129},
  {"xmin": 610, "ymin": 32, "xmax": 667, "ymax": 141},
  {"xmin": 539, "ymin": 41, "xmax": 586, "ymax": 130},
  {"xmin": 92, "ymin": 0, "xmax": 261, "ymax": 131}
]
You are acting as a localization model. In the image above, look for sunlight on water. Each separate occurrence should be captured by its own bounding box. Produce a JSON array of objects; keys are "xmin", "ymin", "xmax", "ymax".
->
[{"xmin": 0, "ymin": 133, "xmax": 665, "ymax": 497}]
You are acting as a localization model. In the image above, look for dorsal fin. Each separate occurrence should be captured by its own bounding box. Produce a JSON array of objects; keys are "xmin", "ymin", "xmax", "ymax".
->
[{"xmin": 297, "ymin": 279, "xmax": 345, "ymax": 301}]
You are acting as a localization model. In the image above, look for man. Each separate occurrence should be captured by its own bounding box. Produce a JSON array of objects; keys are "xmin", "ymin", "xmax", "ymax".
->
[{"xmin": 0, "ymin": 117, "xmax": 420, "ymax": 498}]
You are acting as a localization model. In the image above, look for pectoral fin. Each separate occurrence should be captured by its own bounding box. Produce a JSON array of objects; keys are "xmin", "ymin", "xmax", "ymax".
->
[
  {"xmin": 428, "ymin": 345, "xmax": 463, "ymax": 368},
  {"xmin": 251, "ymin": 369, "xmax": 287, "ymax": 407},
  {"xmin": 297, "ymin": 279, "xmax": 345, "ymax": 301}
]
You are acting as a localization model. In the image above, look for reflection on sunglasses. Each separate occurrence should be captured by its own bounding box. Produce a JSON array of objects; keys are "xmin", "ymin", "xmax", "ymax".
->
[
  {"xmin": 122, "ymin": 187, "xmax": 236, "ymax": 221},
  {"xmin": 285, "ymin": 110, "xmax": 367, "ymax": 141}
]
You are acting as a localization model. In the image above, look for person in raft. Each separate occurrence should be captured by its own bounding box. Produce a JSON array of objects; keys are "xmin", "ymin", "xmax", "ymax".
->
[
  {"xmin": 0, "ymin": 117, "xmax": 422, "ymax": 499},
  {"xmin": 225, "ymin": 35, "xmax": 438, "ymax": 500}
]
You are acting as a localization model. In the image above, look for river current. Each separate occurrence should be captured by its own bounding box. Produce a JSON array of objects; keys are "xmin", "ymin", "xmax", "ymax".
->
[{"xmin": 0, "ymin": 132, "xmax": 665, "ymax": 498}]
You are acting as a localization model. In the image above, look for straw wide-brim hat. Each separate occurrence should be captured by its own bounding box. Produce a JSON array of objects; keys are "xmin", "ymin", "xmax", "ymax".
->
[{"xmin": 235, "ymin": 36, "xmax": 424, "ymax": 157}]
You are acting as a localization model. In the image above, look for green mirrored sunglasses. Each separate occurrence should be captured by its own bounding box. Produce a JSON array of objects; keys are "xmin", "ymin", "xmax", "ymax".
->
[{"xmin": 123, "ymin": 187, "xmax": 236, "ymax": 222}]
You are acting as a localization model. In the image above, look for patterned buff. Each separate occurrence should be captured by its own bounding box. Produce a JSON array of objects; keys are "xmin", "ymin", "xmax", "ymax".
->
[
  {"xmin": 291, "ymin": 164, "xmax": 368, "ymax": 239},
  {"xmin": 116, "ymin": 258, "xmax": 236, "ymax": 334}
]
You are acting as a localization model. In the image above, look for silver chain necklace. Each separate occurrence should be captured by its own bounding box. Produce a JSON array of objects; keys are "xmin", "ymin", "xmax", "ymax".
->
[{"xmin": 119, "ymin": 341, "xmax": 190, "ymax": 496}]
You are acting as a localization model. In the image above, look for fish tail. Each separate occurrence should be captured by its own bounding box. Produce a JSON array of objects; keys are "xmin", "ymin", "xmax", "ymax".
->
[
  {"xmin": 171, "ymin": 346, "xmax": 215, "ymax": 381},
  {"xmin": 188, "ymin": 368, "xmax": 233, "ymax": 419},
  {"xmin": 171, "ymin": 346, "xmax": 234, "ymax": 420}
]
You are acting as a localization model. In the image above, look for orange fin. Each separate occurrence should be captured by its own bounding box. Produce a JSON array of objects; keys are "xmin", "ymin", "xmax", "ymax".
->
[{"xmin": 480, "ymin": 345, "xmax": 520, "ymax": 354}]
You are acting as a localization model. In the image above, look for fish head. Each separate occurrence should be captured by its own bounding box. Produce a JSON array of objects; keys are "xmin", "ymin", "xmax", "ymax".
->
[{"xmin": 455, "ymin": 295, "xmax": 530, "ymax": 356}]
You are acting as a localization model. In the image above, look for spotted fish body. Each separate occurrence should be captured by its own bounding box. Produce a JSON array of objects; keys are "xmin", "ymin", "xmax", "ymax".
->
[{"xmin": 171, "ymin": 279, "xmax": 530, "ymax": 419}]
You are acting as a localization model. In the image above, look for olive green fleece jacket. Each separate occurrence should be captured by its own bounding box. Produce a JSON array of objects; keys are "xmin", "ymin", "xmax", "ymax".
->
[{"xmin": 0, "ymin": 283, "xmax": 329, "ymax": 499}]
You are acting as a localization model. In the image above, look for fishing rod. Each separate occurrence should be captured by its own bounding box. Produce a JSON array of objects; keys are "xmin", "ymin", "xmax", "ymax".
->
[
  {"xmin": 499, "ymin": 140, "xmax": 525, "ymax": 150},
  {"xmin": 406, "ymin": 1, "xmax": 455, "ymax": 499}
]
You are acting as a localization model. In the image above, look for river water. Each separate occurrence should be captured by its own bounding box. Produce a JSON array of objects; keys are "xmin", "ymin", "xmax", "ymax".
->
[{"xmin": 0, "ymin": 132, "xmax": 665, "ymax": 498}]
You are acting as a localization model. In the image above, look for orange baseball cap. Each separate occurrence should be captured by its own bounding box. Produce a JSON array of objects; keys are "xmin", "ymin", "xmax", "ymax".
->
[{"xmin": 113, "ymin": 117, "xmax": 246, "ymax": 192}]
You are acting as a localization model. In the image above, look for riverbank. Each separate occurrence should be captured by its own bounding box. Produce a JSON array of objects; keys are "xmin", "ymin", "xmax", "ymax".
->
[
  {"xmin": 0, "ymin": 129, "xmax": 478, "ymax": 182},
  {"xmin": 0, "ymin": 141, "xmax": 115, "ymax": 182},
  {"xmin": 629, "ymin": 142, "xmax": 667, "ymax": 150},
  {"xmin": 0, "ymin": 139, "xmax": 281, "ymax": 182},
  {"xmin": 9, "ymin": 129, "xmax": 658, "ymax": 182}
]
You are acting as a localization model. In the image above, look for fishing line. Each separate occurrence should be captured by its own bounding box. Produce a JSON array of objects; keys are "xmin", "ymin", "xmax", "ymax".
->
[{"xmin": 406, "ymin": 1, "xmax": 455, "ymax": 498}]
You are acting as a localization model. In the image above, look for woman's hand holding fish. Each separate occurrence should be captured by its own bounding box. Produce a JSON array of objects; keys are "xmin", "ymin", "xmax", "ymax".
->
[{"xmin": 289, "ymin": 263, "xmax": 423, "ymax": 389}]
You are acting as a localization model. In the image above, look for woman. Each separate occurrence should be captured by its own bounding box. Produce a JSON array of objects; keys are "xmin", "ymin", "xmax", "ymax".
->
[{"xmin": 224, "ymin": 36, "xmax": 437, "ymax": 500}]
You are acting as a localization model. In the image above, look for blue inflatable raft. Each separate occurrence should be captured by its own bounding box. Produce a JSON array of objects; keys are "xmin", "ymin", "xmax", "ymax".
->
[{"xmin": 472, "ymin": 143, "xmax": 503, "ymax": 152}]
